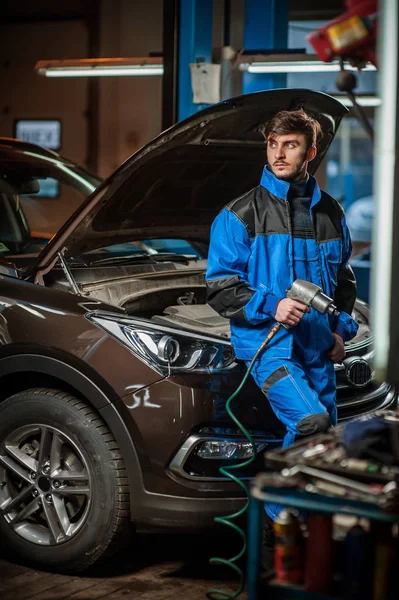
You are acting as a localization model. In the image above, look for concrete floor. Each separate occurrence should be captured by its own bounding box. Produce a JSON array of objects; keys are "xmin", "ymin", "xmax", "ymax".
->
[{"xmin": 0, "ymin": 531, "xmax": 244, "ymax": 600}]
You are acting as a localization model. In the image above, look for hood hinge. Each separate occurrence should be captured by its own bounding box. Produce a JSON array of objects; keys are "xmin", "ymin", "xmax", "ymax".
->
[{"xmin": 58, "ymin": 251, "xmax": 81, "ymax": 295}]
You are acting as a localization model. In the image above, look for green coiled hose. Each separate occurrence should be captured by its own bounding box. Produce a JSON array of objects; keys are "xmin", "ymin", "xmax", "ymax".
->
[{"xmin": 207, "ymin": 323, "xmax": 282, "ymax": 600}]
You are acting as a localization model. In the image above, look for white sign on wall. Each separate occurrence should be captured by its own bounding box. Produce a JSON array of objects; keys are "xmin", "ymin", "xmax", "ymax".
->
[
  {"xmin": 190, "ymin": 63, "xmax": 221, "ymax": 105},
  {"xmin": 15, "ymin": 119, "xmax": 61, "ymax": 150}
]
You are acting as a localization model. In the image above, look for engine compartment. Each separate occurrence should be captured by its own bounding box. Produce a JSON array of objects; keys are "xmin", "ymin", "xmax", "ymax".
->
[
  {"xmin": 151, "ymin": 303, "xmax": 231, "ymax": 337},
  {"xmin": 106, "ymin": 281, "xmax": 231, "ymax": 338},
  {"xmin": 47, "ymin": 263, "xmax": 232, "ymax": 336},
  {"xmin": 47, "ymin": 263, "xmax": 371, "ymax": 346},
  {"xmin": 123, "ymin": 286, "xmax": 207, "ymax": 318}
]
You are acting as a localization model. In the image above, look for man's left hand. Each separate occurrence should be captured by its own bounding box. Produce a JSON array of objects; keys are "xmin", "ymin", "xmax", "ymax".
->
[{"xmin": 328, "ymin": 333, "xmax": 346, "ymax": 363}]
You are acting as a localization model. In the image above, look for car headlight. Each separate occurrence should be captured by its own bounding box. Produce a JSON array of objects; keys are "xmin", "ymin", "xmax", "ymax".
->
[{"xmin": 86, "ymin": 312, "xmax": 238, "ymax": 374}]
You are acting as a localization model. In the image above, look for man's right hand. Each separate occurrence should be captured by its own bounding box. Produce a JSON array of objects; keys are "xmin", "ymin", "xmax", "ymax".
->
[{"xmin": 274, "ymin": 298, "xmax": 310, "ymax": 327}]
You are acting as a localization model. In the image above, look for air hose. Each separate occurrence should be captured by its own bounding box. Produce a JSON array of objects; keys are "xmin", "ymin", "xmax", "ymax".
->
[
  {"xmin": 207, "ymin": 322, "xmax": 282, "ymax": 600},
  {"xmin": 206, "ymin": 280, "xmax": 340, "ymax": 597}
]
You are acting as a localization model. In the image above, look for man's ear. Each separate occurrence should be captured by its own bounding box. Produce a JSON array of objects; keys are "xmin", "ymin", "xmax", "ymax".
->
[{"xmin": 306, "ymin": 145, "xmax": 317, "ymax": 162}]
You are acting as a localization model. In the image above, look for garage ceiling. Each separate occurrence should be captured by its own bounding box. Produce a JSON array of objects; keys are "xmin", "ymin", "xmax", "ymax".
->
[
  {"xmin": 1, "ymin": 0, "xmax": 95, "ymax": 22},
  {"xmin": 3, "ymin": 0, "xmax": 344, "ymax": 24}
]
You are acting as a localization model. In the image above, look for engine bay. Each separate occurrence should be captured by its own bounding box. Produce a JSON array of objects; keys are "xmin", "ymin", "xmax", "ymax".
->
[{"xmin": 46, "ymin": 262, "xmax": 371, "ymax": 346}]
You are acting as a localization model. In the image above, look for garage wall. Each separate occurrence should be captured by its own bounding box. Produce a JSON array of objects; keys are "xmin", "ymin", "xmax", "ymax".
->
[
  {"xmin": 98, "ymin": 0, "xmax": 163, "ymax": 177},
  {"xmin": 0, "ymin": 20, "xmax": 87, "ymax": 162},
  {"xmin": 0, "ymin": 19, "xmax": 89, "ymax": 233},
  {"xmin": 0, "ymin": 1, "xmax": 164, "ymax": 232}
]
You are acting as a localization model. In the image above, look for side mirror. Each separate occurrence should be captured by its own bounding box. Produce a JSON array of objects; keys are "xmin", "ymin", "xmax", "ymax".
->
[{"xmin": 0, "ymin": 258, "xmax": 19, "ymax": 279}]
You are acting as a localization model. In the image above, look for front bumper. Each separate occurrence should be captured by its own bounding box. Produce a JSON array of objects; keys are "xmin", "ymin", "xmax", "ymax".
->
[
  {"xmin": 121, "ymin": 357, "xmax": 396, "ymax": 529},
  {"xmin": 132, "ymin": 489, "xmax": 245, "ymax": 530}
]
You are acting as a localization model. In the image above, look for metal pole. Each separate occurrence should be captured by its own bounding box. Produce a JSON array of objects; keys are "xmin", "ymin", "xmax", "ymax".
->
[
  {"xmin": 247, "ymin": 493, "xmax": 263, "ymax": 600},
  {"xmin": 162, "ymin": 0, "xmax": 180, "ymax": 130},
  {"xmin": 371, "ymin": 0, "xmax": 399, "ymax": 383},
  {"xmin": 86, "ymin": 1, "xmax": 100, "ymax": 172},
  {"xmin": 224, "ymin": 0, "xmax": 231, "ymax": 46}
]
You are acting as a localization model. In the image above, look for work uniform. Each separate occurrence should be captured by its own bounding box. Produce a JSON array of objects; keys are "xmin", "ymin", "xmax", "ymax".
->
[{"xmin": 206, "ymin": 165, "xmax": 358, "ymax": 458}]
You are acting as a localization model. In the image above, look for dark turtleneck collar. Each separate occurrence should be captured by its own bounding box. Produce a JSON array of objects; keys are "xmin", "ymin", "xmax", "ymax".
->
[
  {"xmin": 261, "ymin": 165, "xmax": 321, "ymax": 208},
  {"xmin": 288, "ymin": 173, "xmax": 310, "ymax": 198}
]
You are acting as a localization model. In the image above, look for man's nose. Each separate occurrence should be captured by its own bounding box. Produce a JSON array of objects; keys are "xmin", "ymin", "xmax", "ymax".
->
[{"xmin": 276, "ymin": 146, "xmax": 285, "ymax": 158}]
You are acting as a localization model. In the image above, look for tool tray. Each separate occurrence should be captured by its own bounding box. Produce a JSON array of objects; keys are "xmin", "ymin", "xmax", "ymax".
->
[
  {"xmin": 265, "ymin": 431, "xmax": 396, "ymax": 485},
  {"xmin": 264, "ymin": 411, "xmax": 399, "ymax": 489}
]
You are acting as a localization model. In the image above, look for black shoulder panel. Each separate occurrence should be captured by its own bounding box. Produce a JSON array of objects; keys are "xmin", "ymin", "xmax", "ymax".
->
[
  {"xmin": 225, "ymin": 187, "xmax": 258, "ymax": 239},
  {"xmin": 226, "ymin": 185, "xmax": 289, "ymax": 238},
  {"xmin": 313, "ymin": 191, "xmax": 343, "ymax": 242}
]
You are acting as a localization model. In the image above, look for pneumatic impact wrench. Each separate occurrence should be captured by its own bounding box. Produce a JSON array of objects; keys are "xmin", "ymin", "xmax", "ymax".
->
[{"xmin": 252, "ymin": 279, "xmax": 340, "ymax": 364}]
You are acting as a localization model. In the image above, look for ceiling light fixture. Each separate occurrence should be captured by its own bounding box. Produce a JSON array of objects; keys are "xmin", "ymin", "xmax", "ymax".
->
[
  {"xmin": 242, "ymin": 62, "xmax": 376, "ymax": 73},
  {"xmin": 333, "ymin": 95, "xmax": 381, "ymax": 107},
  {"xmin": 35, "ymin": 57, "xmax": 164, "ymax": 78},
  {"xmin": 237, "ymin": 53, "xmax": 377, "ymax": 74}
]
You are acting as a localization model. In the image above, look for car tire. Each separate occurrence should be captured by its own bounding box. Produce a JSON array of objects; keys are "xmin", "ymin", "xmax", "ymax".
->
[{"xmin": 0, "ymin": 388, "xmax": 131, "ymax": 573}]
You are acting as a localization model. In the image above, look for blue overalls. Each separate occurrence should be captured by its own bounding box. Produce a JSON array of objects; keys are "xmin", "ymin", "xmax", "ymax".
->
[{"xmin": 206, "ymin": 166, "xmax": 358, "ymax": 518}]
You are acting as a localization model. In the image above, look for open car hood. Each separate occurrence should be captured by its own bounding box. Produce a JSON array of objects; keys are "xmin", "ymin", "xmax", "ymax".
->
[{"xmin": 36, "ymin": 89, "xmax": 347, "ymax": 270}]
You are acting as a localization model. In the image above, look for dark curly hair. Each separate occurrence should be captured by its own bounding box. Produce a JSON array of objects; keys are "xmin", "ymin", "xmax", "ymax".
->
[{"xmin": 264, "ymin": 109, "xmax": 321, "ymax": 149}]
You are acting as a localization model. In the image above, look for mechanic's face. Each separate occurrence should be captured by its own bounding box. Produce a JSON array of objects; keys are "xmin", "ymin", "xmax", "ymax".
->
[{"xmin": 267, "ymin": 133, "xmax": 317, "ymax": 182}]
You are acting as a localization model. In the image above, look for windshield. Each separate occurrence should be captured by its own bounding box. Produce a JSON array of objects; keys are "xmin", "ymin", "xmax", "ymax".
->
[
  {"xmin": 0, "ymin": 153, "xmax": 102, "ymax": 258},
  {"xmin": 74, "ymin": 239, "xmax": 205, "ymax": 264}
]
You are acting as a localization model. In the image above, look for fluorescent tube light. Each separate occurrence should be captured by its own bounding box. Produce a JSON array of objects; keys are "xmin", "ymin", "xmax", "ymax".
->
[
  {"xmin": 43, "ymin": 66, "xmax": 163, "ymax": 77},
  {"xmin": 236, "ymin": 53, "xmax": 377, "ymax": 74},
  {"xmin": 241, "ymin": 61, "xmax": 377, "ymax": 74},
  {"xmin": 333, "ymin": 95, "xmax": 381, "ymax": 107},
  {"xmin": 35, "ymin": 57, "xmax": 164, "ymax": 78}
]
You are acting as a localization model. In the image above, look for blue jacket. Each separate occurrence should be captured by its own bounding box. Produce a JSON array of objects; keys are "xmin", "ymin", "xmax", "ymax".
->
[{"xmin": 205, "ymin": 166, "xmax": 358, "ymax": 361}]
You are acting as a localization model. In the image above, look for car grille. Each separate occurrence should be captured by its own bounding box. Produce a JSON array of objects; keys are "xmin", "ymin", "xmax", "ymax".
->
[
  {"xmin": 345, "ymin": 358, "xmax": 372, "ymax": 387},
  {"xmin": 335, "ymin": 334, "xmax": 397, "ymax": 418},
  {"xmin": 337, "ymin": 382, "xmax": 397, "ymax": 419}
]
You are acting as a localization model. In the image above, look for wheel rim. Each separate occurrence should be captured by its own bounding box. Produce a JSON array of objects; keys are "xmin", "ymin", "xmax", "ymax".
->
[{"xmin": 0, "ymin": 424, "xmax": 92, "ymax": 546}]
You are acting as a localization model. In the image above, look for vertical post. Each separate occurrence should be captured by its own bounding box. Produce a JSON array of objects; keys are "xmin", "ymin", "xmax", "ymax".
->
[
  {"xmin": 341, "ymin": 117, "xmax": 354, "ymax": 208},
  {"xmin": 177, "ymin": 0, "xmax": 213, "ymax": 121},
  {"xmin": 87, "ymin": 1, "xmax": 100, "ymax": 172},
  {"xmin": 162, "ymin": 0, "xmax": 180, "ymax": 130},
  {"xmin": 247, "ymin": 492, "xmax": 263, "ymax": 600},
  {"xmin": 243, "ymin": 0, "xmax": 289, "ymax": 95},
  {"xmin": 371, "ymin": 0, "xmax": 399, "ymax": 381},
  {"xmin": 220, "ymin": 0, "xmax": 235, "ymax": 101}
]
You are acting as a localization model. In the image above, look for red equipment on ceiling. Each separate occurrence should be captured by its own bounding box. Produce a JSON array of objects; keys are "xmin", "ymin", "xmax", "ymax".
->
[{"xmin": 307, "ymin": 0, "xmax": 378, "ymax": 68}]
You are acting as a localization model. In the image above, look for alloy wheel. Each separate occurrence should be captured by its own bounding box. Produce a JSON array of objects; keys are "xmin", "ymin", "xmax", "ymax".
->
[{"xmin": 0, "ymin": 424, "xmax": 91, "ymax": 545}]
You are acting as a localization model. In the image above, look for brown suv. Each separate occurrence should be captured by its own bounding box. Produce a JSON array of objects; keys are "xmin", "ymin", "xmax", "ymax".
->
[{"xmin": 0, "ymin": 89, "xmax": 395, "ymax": 573}]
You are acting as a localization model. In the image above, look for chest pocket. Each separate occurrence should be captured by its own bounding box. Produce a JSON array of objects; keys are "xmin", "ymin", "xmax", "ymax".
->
[
  {"xmin": 320, "ymin": 241, "xmax": 342, "ymax": 287},
  {"xmin": 292, "ymin": 238, "xmax": 321, "ymax": 285}
]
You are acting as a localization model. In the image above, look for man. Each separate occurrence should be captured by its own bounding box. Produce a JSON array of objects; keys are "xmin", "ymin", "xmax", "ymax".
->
[{"xmin": 205, "ymin": 109, "xmax": 358, "ymax": 523}]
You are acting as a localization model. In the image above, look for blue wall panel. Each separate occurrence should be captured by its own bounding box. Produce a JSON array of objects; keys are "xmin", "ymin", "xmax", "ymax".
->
[
  {"xmin": 243, "ymin": 0, "xmax": 289, "ymax": 94},
  {"xmin": 178, "ymin": 0, "xmax": 213, "ymax": 121}
]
